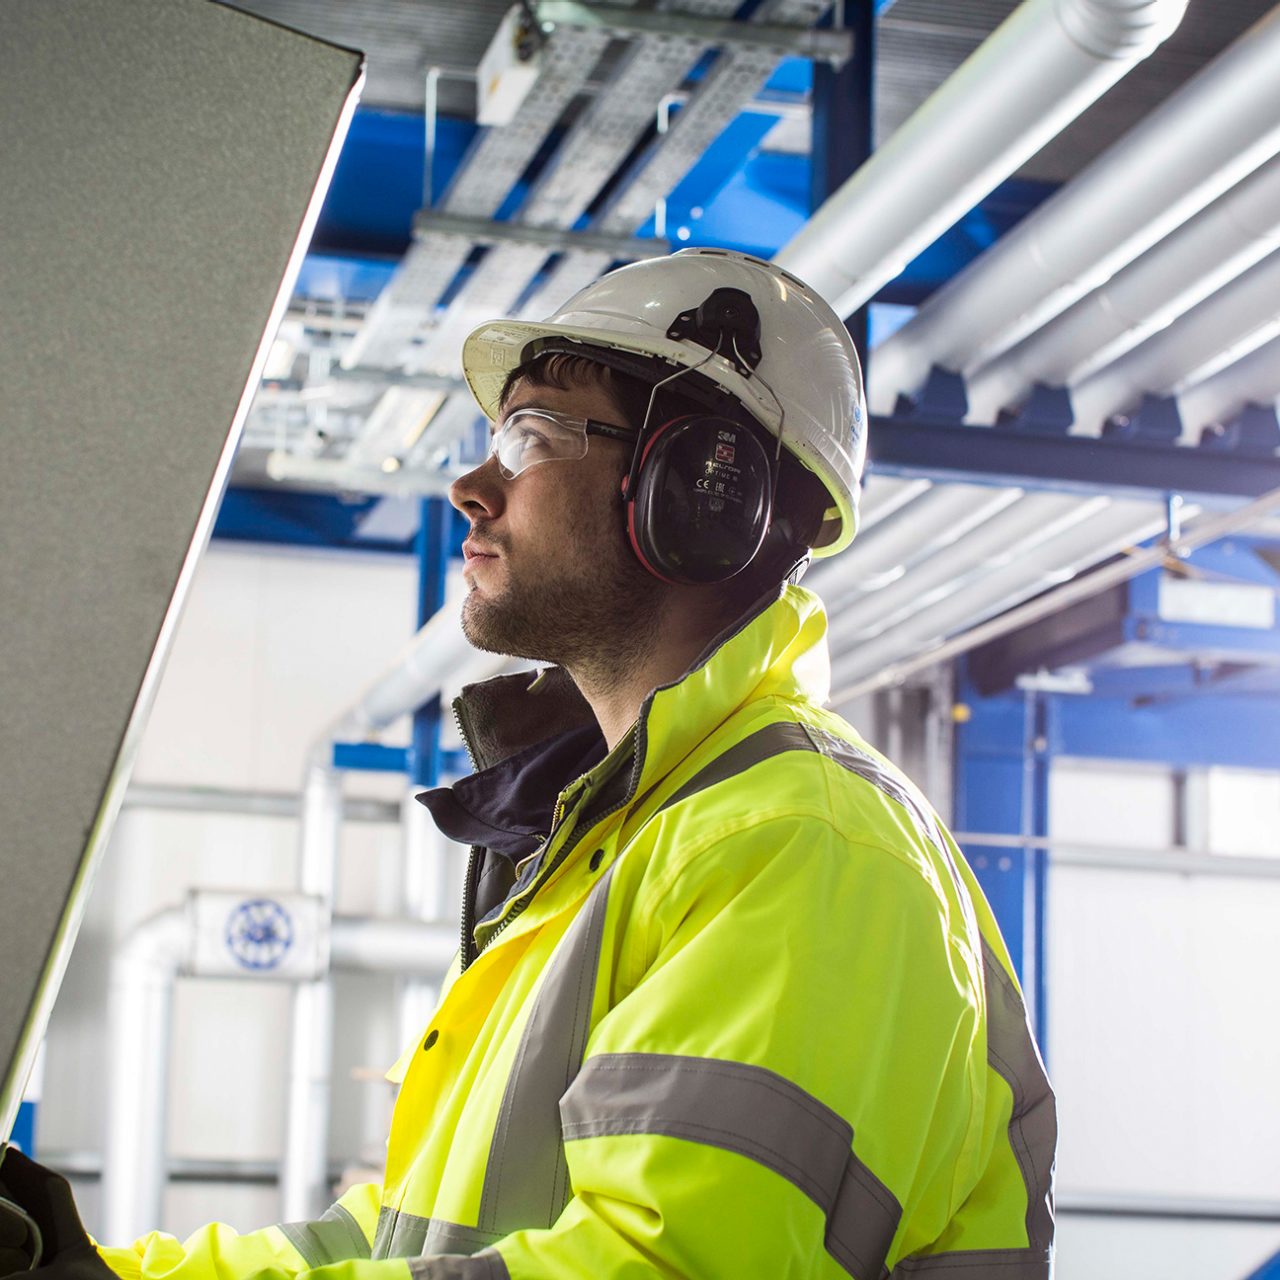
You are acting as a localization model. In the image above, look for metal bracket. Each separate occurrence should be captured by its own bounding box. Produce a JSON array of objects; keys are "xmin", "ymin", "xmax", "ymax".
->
[
  {"xmin": 535, "ymin": 0, "xmax": 854, "ymax": 66},
  {"xmin": 413, "ymin": 209, "xmax": 669, "ymax": 260}
]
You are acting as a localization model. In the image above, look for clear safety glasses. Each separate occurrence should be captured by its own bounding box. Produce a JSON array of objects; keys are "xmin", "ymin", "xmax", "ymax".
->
[{"xmin": 488, "ymin": 407, "xmax": 637, "ymax": 479}]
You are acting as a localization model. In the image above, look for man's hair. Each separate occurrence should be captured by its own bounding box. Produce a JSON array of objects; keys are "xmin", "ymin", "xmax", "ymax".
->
[{"xmin": 499, "ymin": 350, "xmax": 830, "ymax": 611}]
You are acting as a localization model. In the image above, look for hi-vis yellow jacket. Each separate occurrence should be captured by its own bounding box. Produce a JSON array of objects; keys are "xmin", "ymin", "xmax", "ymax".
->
[{"xmin": 99, "ymin": 586, "xmax": 1055, "ymax": 1280}]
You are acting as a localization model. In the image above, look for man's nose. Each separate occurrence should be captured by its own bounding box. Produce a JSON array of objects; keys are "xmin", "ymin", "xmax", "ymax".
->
[{"xmin": 449, "ymin": 453, "xmax": 505, "ymax": 519}]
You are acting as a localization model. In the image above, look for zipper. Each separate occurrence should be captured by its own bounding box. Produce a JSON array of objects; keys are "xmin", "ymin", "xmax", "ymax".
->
[
  {"xmin": 452, "ymin": 697, "xmax": 482, "ymax": 970},
  {"xmin": 474, "ymin": 725, "xmax": 647, "ymax": 959}
]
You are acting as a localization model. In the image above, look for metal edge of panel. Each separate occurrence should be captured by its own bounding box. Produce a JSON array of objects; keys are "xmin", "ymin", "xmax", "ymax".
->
[{"xmin": 0, "ymin": 60, "xmax": 367, "ymax": 1142}]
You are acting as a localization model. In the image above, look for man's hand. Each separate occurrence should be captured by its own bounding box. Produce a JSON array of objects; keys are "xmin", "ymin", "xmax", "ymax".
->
[{"xmin": 0, "ymin": 1148, "xmax": 113, "ymax": 1280}]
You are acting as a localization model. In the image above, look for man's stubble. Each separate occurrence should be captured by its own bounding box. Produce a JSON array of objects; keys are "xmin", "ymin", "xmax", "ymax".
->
[{"xmin": 460, "ymin": 497, "xmax": 665, "ymax": 695}]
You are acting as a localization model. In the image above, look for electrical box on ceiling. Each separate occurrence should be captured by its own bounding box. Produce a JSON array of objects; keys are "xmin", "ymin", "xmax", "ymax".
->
[{"xmin": 478, "ymin": 4, "xmax": 543, "ymax": 127}]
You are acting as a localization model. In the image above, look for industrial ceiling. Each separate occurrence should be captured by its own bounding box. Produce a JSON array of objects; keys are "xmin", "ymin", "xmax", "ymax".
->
[{"xmin": 217, "ymin": 0, "xmax": 1280, "ymax": 698}]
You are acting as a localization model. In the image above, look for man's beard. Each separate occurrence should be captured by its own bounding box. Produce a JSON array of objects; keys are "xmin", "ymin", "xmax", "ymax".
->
[{"xmin": 461, "ymin": 521, "xmax": 665, "ymax": 693}]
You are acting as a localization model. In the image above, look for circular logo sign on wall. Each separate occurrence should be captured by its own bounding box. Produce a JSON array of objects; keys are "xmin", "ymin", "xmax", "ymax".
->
[{"xmin": 225, "ymin": 897, "xmax": 294, "ymax": 971}]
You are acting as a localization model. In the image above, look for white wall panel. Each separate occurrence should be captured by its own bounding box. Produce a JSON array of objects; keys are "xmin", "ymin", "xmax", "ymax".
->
[
  {"xmin": 1049, "ymin": 758, "xmax": 1280, "ymax": 1280},
  {"xmin": 1055, "ymin": 1216, "xmax": 1280, "ymax": 1280},
  {"xmin": 40, "ymin": 544, "xmax": 428, "ymax": 1238}
]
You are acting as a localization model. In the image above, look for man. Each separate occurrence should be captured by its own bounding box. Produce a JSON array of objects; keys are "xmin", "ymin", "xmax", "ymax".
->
[{"xmin": 0, "ymin": 249, "xmax": 1055, "ymax": 1279}]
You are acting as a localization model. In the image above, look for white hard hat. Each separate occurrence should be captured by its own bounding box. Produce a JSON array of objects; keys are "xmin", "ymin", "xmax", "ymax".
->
[{"xmin": 461, "ymin": 247, "xmax": 867, "ymax": 556}]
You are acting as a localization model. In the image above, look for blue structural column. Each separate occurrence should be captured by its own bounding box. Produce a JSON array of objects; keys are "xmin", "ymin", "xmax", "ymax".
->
[
  {"xmin": 952, "ymin": 666, "xmax": 1050, "ymax": 1047},
  {"xmin": 11, "ymin": 1099, "xmax": 36, "ymax": 1155},
  {"xmin": 811, "ymin": 0, "xmax": 875, "ymax": 359},
  {"xmin": 408, "ymin": 498, "xmax": 452, "ymax": 790}
]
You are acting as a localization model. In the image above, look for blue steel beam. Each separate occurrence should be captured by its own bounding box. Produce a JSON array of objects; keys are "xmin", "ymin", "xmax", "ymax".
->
[{"xmin": 869, "ymin": 415, "xmax": 1280, "ymax": 503}]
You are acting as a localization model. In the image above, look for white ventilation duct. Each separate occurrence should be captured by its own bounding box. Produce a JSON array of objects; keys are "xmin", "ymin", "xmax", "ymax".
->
[
  {"xmin": 1067, "ymin": 246, "xmax": 1280, "ymax": 436},
  {"xmin": 964, "ymin": 155, "xmax": 1280, "ymax": 424},
  {"xmin": 1177, "ymin": 332, "xmax": 1280, "ymax": 437},
  {"xmin": 776, "ymin": 0, "xmax": 1187, "ymax": 317},
  {"xmin": 869, "ymin": 4, "xmax": 1280, "ymax": 414}
]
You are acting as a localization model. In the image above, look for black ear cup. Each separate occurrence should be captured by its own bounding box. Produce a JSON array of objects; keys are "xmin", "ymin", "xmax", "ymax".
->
[{"xmin": 625, "ymin": 415, "xmax": 773, "ymax": 584}]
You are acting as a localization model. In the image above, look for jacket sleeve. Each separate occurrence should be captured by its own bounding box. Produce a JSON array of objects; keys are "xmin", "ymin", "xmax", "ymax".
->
[
  {"xmin": 483, "ymin": 813, "xmax": 988, "ymax": 1280},
  {"xmin": 94, "ymin": 1182, "xmax": 413, "ymax": 1280}
]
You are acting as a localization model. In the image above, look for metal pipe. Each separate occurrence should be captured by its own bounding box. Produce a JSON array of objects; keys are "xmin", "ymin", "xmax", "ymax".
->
[
  {"xmin": 1177, "ymin": 332, "xmax": 1280, "ymax": 437},
  {"xmin": 869, "ymin": 4, "xmax": 1280, "ymax": 413},
  {"xmin": 831, "ymin": 496, "xmax": 1160, "ymax": 678},
  {"xmin": 100, "ymin": 906, "xmax": 455, "ymax": 1239},
  {"xmin": 777, "ymin": 0, "xmax": 1186, "ymax": 320},
  {"xmin": 280, "ymin": 764, "xmax": 343, "ymax": 1221},
  {"xmin": 954, "ymin": 831, "xmax": 1280, "ymax": 880},
  {"xmin": 330, "ymin": 915, "xmax": 458, "ymax": 976},
  {"xmin": 102, "ymin": 908, "xmax": 187, "ymax": 1244},
  {"xmin": 1067, "ymin": 246, "xmax": 1280, "ymax": 437},
  {"xmin": 123, "ymin": 783, "xmax": 399, "ymax": 824},
  {"xmin": 1056, "ymin": 1192, "xmax": 1280, "ymax": 1223},
  {"xmin": 964, "ymin": 155, "xmax": 1280, "ymax": 424},
  {"xmin": 829, "ymin": 482, "xmax": 1280, "ymax": 706},
  {"xmin": 813, "ymin": 484, "xmax": 1023, "ymax": 612},
  {"xmin": 825, "ymin": 490, "xmax": 1100, "ymax": 648}
]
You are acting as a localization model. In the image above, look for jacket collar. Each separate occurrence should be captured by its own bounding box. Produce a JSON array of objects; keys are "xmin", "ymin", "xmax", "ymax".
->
[{"xmin": 418, "ymin": 585, "xmax": 831, "ymax": 848}]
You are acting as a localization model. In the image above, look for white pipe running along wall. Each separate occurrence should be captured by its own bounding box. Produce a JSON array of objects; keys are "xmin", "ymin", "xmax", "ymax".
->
[
  {"xmin": 775, "ymin": 0, "xmax": 1187, "ymax": 319},
  {"xmin": 281, "ymin": 580, "xmax": 514, "ymax": 1218},
  {"xmin": 1177, "ymin": 332, "xmax": 1280, "ymax": 437},
  {"xmin": 102, "ymin": 905, "xmax": 456, "ymax": 1243},
  {"xmin": 102, "ymin": 908, "xmax": 188, "ymax": 1245},
  {"xmin": 869, "ymin": 4, "xmax": 1280, "ymax": 414},
  {"xmin": 830, "ymin": 498, "xmax": 1170, "ymax": 686},
  {"xmin": 280, "ymin": 763, "xmax": 343, "ymax": 1222},
  {"xmin": 963, "ymin": 154, "xmax": 1280, "ymax": 424},
  {"xmin": 1066, "ymin": 245, "xmax": 1280, "ymax": 437}
]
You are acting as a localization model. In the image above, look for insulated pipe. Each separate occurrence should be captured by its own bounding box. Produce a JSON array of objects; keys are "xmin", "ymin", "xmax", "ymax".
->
[
  {"xmin": 825, "ymin": 491, "xmax": 1100, "ymax": 648},
  {"xmin": 101, "ymin": 910, "xmax": 455, "ymax": 1243},
  {"xmin": 102, "ymin": 908, "xmax": 188, "ymax": 1245},
  {"xmin": 869, "ymin": 4, "xmax": 1280, "ymax": 414},
  {"xmin": 331, "ymin": 593, "xmax": 510, "ymax": 741},
  {"xmin": 964, "ymin": 155, "xmax": 1280, "ymax": 424},
  {"xmin": 776, "ymin": 0, "xmax": 1187, "ymax": 319},
  {"xmin": 1067, "ymin": 246, "xmax": 1280, "ymax": 436},
  {"xmin": 831, "ymin": 498, "xmax": 1167, "ymax": 687},
  {"xmin": 280, "ymin": 764, "xmax": 342, "ymax": 1221},
  {"xmin": 1177, "ymin": 332, "xmax": 1280, "ymax": 437},
  {"xmin": 330, "ymin": 916, "xmax": 458, "ymax": 975},
  {"xmin": 814, "ymin": 484, "xmax": 1023, "ymax": 613}
]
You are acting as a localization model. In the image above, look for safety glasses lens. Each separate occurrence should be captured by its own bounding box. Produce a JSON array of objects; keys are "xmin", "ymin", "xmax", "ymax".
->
[{"xmin": 491, "ymin": 411, "xmax": 589, "ymax": 478}]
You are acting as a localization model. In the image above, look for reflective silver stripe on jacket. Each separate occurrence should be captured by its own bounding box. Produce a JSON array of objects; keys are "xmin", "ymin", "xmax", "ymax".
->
[
  {"xmin": 372, "ymin": 1206, "xmax": 502, "ymax": 1260},
  {"xmin": 891, "ymin": 1248, "xmax": 1051, "ymax": 1277},
  {"xmin": 982, "ymin": 937, "xmax": 1057, "ymax": 1252},
  {"xmin": 278, "ymin": 1202, "xmax": 370, "ymax": 1267},
  {"xmin": 476, "ymin": 859, "xmax": 619, "ymax": 1235},
  {"xmin": 560, "ymin": 1051, "xmax": 902, "ymax": 1279},
  {"xmin": 405, "ymin": 1249, "xmax": 509, "ymax": 1280}
]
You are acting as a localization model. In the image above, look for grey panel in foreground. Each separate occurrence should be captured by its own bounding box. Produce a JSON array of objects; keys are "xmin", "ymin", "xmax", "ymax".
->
[{"xmin": 0, "ymin": 0, "xmax": 364, "ymax": 1135}]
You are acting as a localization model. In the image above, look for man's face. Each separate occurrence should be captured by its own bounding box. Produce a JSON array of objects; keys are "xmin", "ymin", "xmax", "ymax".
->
[{"xmin": 449, "ymin": 375, "xmax": 663, "ymax": 674}]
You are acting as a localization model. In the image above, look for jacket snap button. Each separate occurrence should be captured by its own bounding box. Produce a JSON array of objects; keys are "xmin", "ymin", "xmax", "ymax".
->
[
  {"xmin": 589, "ymin": 849, "xmax": 604, "ymax": 872},
  {"xmin": 422, "ymin": 1030, "xmax": 439, "ymax": 1051}
]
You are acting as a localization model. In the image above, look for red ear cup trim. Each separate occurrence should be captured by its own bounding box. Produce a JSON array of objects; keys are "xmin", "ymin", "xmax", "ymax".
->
[
  {"xmin": 625, "ymin": 494, "xmax": 683, "ymax": 586},
  {"xmin": 624, "ymin": 416, "xmax": 697, "ymax": 584}
]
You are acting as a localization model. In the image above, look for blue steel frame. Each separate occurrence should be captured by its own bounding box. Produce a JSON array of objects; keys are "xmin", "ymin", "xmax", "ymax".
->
[
  {"xmin": 409, "ymin": 498, "xmax": 453, "ymax": 791},
  {"xmin": 952, "ymin": 673, "xmax": 1051, "ymax": 1046},
  {"xmin": 10, "ymin": 1100, "xmax": 36, "ymax": 1156}
]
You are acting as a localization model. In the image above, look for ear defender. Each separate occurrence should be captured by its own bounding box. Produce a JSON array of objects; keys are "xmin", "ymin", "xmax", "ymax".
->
[{"xmin": 621, "ymin": 414, "xmax": 773, "ymax": 585}]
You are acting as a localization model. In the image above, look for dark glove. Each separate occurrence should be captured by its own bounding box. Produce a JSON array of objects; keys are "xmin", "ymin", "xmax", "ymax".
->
[{"xmin": 0, "ymin": 1148, "xmax": 113, "ymax": 1280}]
